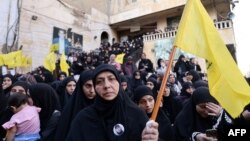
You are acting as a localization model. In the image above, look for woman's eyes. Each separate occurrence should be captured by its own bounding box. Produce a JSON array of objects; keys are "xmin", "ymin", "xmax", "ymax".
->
[
  {"xmin": 96, "ymin": 80, "xmax": 103, "ymax": 85},
  {"xmin": 109, "ymin": 77, "xmax": 116, "ymax": 81},
  {"xmin": 96, "ymin": 77, "xmax": 116, "ymax": 85}
]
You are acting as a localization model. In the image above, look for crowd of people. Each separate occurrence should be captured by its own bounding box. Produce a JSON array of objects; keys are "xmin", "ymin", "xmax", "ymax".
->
[{"xmin": 1, "ymin": 38, "xmax": 250, "ymax": 141}]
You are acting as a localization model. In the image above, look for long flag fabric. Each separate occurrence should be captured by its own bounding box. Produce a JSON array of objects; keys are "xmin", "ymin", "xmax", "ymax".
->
[
  {"xmin": 0, "ymin": 55, "xmax": 3, "ymax": 66},
  {"xmin": 43, "ymin": 52, "xmax": 56, "ymax": 73},
  {"xmin": 174, "ymin": 0, "xmax": 250, "ymax": 118},
  {"xmin": 0, "ymin": 51, "xmax": 32, "ymax": 67},
  {"xmin": 115, "ymin": 53, "xmax": 125, "ymax": 64},
  {"xmin": 60, "ymin": 53, "xmax": 70, "ymax": 76}
]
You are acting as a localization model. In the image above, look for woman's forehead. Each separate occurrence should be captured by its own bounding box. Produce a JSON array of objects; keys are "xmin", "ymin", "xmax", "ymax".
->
[
  {"xmin": 12, "ymin": 85, "xmax": 25, "ymax": 90},
  {"xmin": 96, "ymin": 71, "xmax": 115, "ymax": 79}
]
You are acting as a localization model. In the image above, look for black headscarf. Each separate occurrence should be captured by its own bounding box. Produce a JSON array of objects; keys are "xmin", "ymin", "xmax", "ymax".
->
[
  {"xmin": 41, "ymin": 72, "xmax": 54, "ymax": 84},
  {"xmin": 54, "ymin": 70, "xmax": 94, "ymax": 141},
  {"xmin": 2, "ymin": 74, "xmax": 16, "ymax": 96},
  {"xmin": 134, "ymin": 85, "xmax": 154, "ymax": 104},
  {"xmin": 180, "ymin": 82, "xmax": 193, "ymax": 97},
  {"xmin": 119, "ymin": 74, "xmax": 133, "ymax": 99},
  {"xmin": 193, "ymin": 80, "xmax": 208, "ymax": 89},
  {"xmin": 120, "ymin": 75, "xmax": 127, "ymax": 83},
  {"xmin": 131, "ymin": 70, "xmax": 144, "ymax": 91},
  {"xmin": 66, "ymin": 64, "xmax": 148, "ymax": 141},
  {"xmin": 0, "ymin": 74, "xmax": 16, "ymax": 139},
  {"xmin": 187, "ymin": 70, "xmax": 201, "ymax": 83},
  {"xmin": 0, "ymin": 80, "xmax": 30, "ymax": 136},
  {"xmin": 29, "ymin": 83, "xmax": 61, "ymax": 131},
  {"xmin": 134, "ymin": 85, "xmax": 175, "ymax": 141},
  {"xmin": 146, "ymin": 77, "xmax": 158, "ymax": 97},
  {"xmin": 11, "ymin": 81, "xmax": 30, "ymax": 94},
  {"xmin": 174, "ymin": 87, "xmax": 219, "ymax": 141},
  {"xmin": 56, "ymin": 76, "xmax": 76, "ymax": 109}
]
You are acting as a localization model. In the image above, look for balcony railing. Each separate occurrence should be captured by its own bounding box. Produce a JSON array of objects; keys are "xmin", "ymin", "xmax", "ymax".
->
[
  {"xmin": 214, "ymin": 20, "xmax": 233, "ymax": 29},
  {"xmin": 143, "ymin": 20, "xmax": 233, "ymax": 41}
]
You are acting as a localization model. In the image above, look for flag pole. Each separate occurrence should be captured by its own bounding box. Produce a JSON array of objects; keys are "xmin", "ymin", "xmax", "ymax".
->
[{"xmin": 150, "ymin": 45, "xmax": 177, "ymax": 121}]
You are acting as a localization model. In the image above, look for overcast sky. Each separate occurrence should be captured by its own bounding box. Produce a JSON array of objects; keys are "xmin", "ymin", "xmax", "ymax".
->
[{"xmin": 233, "ymin": 0, "xmax": 250, "ymax": 76}]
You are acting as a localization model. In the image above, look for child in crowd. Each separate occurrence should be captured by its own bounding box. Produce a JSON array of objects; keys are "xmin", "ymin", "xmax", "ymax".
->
[{"xmin": 2, "ymin": 93, "xmax": 40, "ymax": 141}]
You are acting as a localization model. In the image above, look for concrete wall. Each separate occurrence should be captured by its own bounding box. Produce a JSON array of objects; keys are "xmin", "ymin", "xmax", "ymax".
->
[
  {"xmin": 17, "ymin": 0, "xmax": 113, "ymax": 71},
  {"xmin": 157, "ymin": 16, "xmax": 167, "ymax": 31},
  {"xmin": 143, "ymin": 40, "xmax": 157, "ymax": 68},
  {"xmin": 62, "ymin": 0, "xmax": 109, "ymax": 15},
  {"xmin": 110, "ymin": 0, "xmax": 186, "ymax": 24},
  {"xmin": 88, "ymin": 8, "xmax": 121, "ymax": 50}
]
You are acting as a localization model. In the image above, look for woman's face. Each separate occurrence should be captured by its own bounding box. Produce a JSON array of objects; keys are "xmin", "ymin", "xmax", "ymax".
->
[
  {"xmin": 10, "ymin": 86, "xmax": 26, "ymax": 95},
  {"xmin": 66, "ymin": 81, "xmax": 76, "ymax": 95},
  {"xmin": 146, "ymin": 81, "xmax": 154, "ymax": 90},
  {"xmin": 95, "ymin": 71, "xmax": 119, "ymax": 101},
  {"xmin": 134, "ymin": 72, "xmax": 141, "ymax": 79},
  {"xmin": 138, "ymin": 95, "xmax": 155, "ymax": 114},
  {"xmin": 59, "ymin": 75, "xmax": 66, "ymax": 81},
  {"xmin": 196, "ymin": 103, "xmax": 209, "ymax": 118},
  {"xmin": 82, "ymin": 80, "xmax": 96, "ymax": 99},
  {"xmin": 121, "ymin": 82, "xmax": 128, "ymax": 91},
  {"xmin": 2, "ymin": 77, "xmax": 12, "ymax": 90}
]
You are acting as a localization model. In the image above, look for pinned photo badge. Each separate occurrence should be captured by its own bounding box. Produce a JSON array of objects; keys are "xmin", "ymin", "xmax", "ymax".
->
[{"xmin": 113, "ymin": 123, "xmax": 125, "ymax": 136}]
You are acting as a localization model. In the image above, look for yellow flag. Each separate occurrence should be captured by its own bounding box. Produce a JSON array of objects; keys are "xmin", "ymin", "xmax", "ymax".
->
[
  {"xmin": 0, "ymin": 54, "xmax": 3, "ymax": 66},
  {"xmin": 60, "ymin": 53, "xmax": 69, "ymax": 76},
  {"xmin": 14, "ymin": 51, "xmax": 23, "ymax": 67},
  {"xmin": 174, "ymin": 0, "xmax": 250, "ymax": 118},
  {"xmin": 27, "ymin": 57, "xmax": 32, "ymax": 67},
  {"xmin": 43, "ymin": 52, "xmax": 56, "ymax": 72},
  {"xmin": 21, "ymin": 56, "xmax": 32, "ymax": 67},
  {"xmin": 2, "ymin": 50, "xmax": 23, "ymax": 68},
  {"xmin": 115, "ymin": 53, "xmax": 125, "ymax": 64}
]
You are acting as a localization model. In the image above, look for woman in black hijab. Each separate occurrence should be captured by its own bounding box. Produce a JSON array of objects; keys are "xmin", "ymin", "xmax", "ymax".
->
[
  {"xmin": 1, "ymin": 74, "xmax": 16, "ymax": 96},
  {"xmin": 134, "ymin": 85, "xmax": 175, "ymax": 141},
  {"xmin": 29, "ymin": 83, "xmax": 61, "ymax": 141},
  {"xmin": 174, "ymin": 82, "xmax": 194, "ymax": 109},
  {"xmin": 0, "ymin": 81, "xmax": 30, "ymax": 139},
  {"xmin": 146, "ymin": 77, "xmax": 159, "ymax": 98},
  {"xmin": 173, "ymin": 54, "xmax": 189, "ymax": 82},
  {"xmin": 56, "ymin": 76, "xmax": 76, "ymax": 109},
  {"xmin": 54, "ymin": 70, "xmax": 96, "ymax": 140},
  {"xmin": 174, "ymin": 87, "xmax": 223, "ymax": 141},
  {"xmin": 130, "ymin": 70, "xmax": 144, "ymax": 93},
  {"xmin": 66, "ymin": 64, "xmax": 152, "ymax": 141},
  {"xmin": 120, "ymin": 74, "xmax": 133, "ymax": 100}
]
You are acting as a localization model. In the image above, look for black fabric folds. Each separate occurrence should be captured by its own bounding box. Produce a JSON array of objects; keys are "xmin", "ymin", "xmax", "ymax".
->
[
  {"xmin": 174, "ymin": 87, "xmax": 218, "ymax": 141},
  {"xmin": 66, "ymin": 64, "xmax": 148, "ymax": 141},
  {"xmin": 54, "ymin": 70, "xmax": 95, "ymax": 141},
  {"xmin": 29, "ymin": 83, "xmax": 61, "ymax": 132}
]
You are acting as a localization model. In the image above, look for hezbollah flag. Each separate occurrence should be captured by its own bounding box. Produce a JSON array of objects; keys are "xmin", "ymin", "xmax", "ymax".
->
[
  {"xmin": 2, "ymin": 50, "xmax": 23, "ymax": 68},
  {"xmin": 43, "ymin": 52, "xmax": 56, "ymax": 73},
  {"xmin": 115, "ymin": 53, "xmax": 125, "ymax": 64},
  {"xmin": 21, "ymin": 56, "xmax": 32, "ymax": 67},
  {"xmin": 174, "ymin": 0, "xmax": 250, "ymax": 118},
  {"xmin": 60, "ymin": 53, "xmax": 69, "ymax": 76}
]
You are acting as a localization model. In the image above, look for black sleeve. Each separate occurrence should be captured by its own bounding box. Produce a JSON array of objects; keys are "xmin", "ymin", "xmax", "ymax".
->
[
  {"xmin": 146, "ymin": 60, "xmax": 154, "ymax": 72},
  {"xmin": 41, "ymin": 111, "xmax": 61, "ymax": 141},
  {"xmin": 66, "ymin": 113, "xmax": 85, "ymax": 141},
  {"xmin": 138, "ymin": 61, "xmax": 144, "ymax": 70}
]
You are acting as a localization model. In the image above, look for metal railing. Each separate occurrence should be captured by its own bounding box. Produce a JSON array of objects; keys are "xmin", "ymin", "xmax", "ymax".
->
[{"xmin": 143, "ymin": 20, "xmax": 233, "ymax": 41}]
